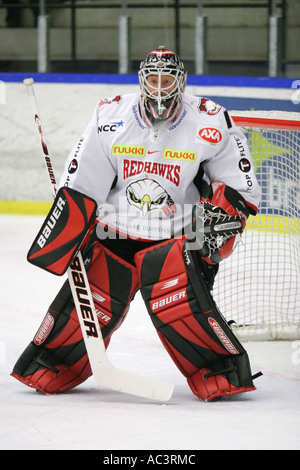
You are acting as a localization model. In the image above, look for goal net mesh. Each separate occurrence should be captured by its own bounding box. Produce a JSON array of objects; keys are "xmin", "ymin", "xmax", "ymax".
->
[{"xmin": 212, "ymin": 111, "xmax": 300, "ymax": 341}]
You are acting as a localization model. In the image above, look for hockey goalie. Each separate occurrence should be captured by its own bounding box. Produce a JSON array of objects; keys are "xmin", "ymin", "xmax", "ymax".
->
[{"xmin": 12, "ymin": 46, "xmax": 262, "ymax": 401}]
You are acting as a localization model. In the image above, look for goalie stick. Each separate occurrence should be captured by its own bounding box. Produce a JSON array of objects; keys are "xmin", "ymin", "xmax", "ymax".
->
[{"xmin": 23, "ymin": 77, "xmax": 174, "ymax": 402}]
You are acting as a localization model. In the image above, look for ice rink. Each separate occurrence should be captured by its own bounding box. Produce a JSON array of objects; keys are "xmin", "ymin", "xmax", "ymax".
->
[
  {"xmin": 1, "ymin": 77, "xmax": 299, "ymax": 451},
  {"xmin": 1, "ymin": 214, "xmax": 300, "ymax": 451}
]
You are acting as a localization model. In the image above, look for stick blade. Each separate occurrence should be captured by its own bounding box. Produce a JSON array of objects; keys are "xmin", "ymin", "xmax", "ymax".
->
[{"xmin": 92, "ymin": 356, "xmax": 174, "ymax": 402}]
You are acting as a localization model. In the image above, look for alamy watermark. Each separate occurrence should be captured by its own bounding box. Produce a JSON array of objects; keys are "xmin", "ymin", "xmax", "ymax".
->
[
  {"xmin": 291, "ymin": 80, "xmax": 300, "ymax": 105},
  {"xmin": 95, "ymin": 198, "xmax": 203, "ymax": 251},
  {"xmin": 0, "ymin": 340, "xmax": 6, "ymax": 365},
  {"xmin": 291, "ymin": 340, "xmax": 300, "ymax": 365},
  {"xmin": 0, "ymin": 80, "xmax": 5, "ymax": 105}
]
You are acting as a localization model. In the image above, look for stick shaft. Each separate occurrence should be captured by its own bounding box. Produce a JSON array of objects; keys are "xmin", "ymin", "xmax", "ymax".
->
[{"xmin": 24, "ymin": 78, "xmax": 57, "ymax": 195}]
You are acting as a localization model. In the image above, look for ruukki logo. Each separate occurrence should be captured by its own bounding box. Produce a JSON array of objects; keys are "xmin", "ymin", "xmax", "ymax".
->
[{"xmin": 198, "ymin": 127, "xmax": 222, "ymax": 144}]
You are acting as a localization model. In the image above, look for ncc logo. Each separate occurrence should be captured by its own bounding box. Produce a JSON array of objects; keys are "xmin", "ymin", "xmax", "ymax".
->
[
  {"xmin": 198, "ymin": 127, "xmax": 222, "ymax": 144},
  {"xmin": 98, "ymin": 120, "xmax": 125, "ymax": 133}
]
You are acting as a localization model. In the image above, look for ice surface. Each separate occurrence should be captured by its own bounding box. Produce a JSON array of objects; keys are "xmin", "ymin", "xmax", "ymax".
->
[{"xmin": 0, "ymin": 215, "xmax": 299, "ymax": 450}]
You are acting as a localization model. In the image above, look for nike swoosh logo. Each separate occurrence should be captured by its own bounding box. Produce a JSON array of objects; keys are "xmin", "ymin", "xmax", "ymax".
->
[{"xmin": 147, "ymin": 150, "xmax": 160, "ymax": 154}]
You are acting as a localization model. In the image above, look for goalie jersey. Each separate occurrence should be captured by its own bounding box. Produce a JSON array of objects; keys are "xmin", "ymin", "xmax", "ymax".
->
[{"xmin": 59, "ymin": 93, "xmax": 261, "ymax": 241}]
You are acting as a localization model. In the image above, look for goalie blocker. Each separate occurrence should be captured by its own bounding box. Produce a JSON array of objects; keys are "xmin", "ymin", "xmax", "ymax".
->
[{"xmin": 27, "ymin": 187, "xmax": 97, "ymax": 276}]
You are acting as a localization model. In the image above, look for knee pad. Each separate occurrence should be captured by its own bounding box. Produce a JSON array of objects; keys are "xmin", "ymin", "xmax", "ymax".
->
[
  {"xmin": 134, "ymin": 236, "xmax": 260, "ymax": 401},
  {"xmin": 12, "ymin": 240, "xmax": 139, "ymax": 394}
]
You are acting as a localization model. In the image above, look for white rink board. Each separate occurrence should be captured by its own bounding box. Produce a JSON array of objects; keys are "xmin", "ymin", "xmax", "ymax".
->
[
  {"xmin": 0, "ymin": 82, "xmax": 139, "ymax": 201},
  {"xmin": 0, "ymin": 81, "xmax": 296, "ymax": 201}
]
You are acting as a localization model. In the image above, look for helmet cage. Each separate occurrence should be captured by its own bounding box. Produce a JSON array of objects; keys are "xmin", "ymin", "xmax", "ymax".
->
[{"xmin": 138, "ymin": 48, "xmax": 186, "ymax": 121}]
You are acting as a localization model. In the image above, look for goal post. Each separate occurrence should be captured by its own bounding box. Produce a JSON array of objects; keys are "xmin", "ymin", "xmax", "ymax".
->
[{"xmin": 212, "ymin": 110, "xmax": 300, "ymax": 341}]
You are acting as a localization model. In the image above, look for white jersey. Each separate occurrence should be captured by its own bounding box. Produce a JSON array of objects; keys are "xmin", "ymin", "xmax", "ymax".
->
[{"xmin": 59, "ymin": 92, "xmax": 261, "ymax": 241}]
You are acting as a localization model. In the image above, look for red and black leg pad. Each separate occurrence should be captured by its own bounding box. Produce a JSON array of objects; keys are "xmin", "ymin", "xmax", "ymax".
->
[
  {"xmin": 11, "ymin": 238, "xmax": 139, "ymax": 394},
  {"xmin": 27, "ymin": 187, "xmax": 97, "ymax": 276},
  {"xmin": 134, "ymin": 236, "xmax": 261, "ymax": 401}
]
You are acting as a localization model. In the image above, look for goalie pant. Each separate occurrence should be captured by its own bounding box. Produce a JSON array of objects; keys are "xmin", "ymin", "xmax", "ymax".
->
[{"xmin": 12, "ymin": 233, "xmax": 259, "ymax": 400}]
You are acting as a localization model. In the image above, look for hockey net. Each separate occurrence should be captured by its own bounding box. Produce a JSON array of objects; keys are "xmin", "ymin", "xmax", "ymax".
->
[{"xmin": 212, "ymin": 111, "xmax": 300, "ymax": 341}]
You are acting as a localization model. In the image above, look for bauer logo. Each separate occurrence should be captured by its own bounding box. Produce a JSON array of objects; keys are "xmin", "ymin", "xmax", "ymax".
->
[
  {"xmin": 70, "ymin": 257, "xmax": 99, "ymax": 338},
  {"xmin": 151, "ymin": 289, "xmax": 186, "ymax": 312},
  {"xmin": 37, "ymin": 196, "xmax": 66, "ymax": 248},
  {"xmin": 198, "ymin": 127, "xmax": 222, "ymax": 144}
]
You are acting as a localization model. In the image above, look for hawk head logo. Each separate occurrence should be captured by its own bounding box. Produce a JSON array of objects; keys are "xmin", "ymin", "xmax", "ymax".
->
[{"xmin": 126, "ymin": 178, "xmax": 176, "ymax": 217}]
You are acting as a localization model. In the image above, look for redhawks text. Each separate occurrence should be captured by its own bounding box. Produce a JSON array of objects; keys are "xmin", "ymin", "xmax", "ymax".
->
[{"xmin": 123, "ymin": 159, "xmax": 181, "ymax": 187}]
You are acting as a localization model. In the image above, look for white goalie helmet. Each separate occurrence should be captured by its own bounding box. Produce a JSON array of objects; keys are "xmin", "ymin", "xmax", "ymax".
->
[{"xmin": 138, "ymin": 46, "xmax": 187, "ymax": 124}]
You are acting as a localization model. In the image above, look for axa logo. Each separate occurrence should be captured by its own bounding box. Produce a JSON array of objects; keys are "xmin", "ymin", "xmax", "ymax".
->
[
  {"xmin": 198, "ymin": 127, "xmax": 222, "ymax": 144},
  {"xmin": 98, "ymin": 120, "xmax": 125, "ymax": 133}
]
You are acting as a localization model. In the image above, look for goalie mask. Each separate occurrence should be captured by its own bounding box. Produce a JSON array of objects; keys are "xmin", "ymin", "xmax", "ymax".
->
[{"xmin": 138, "ymin": 46, "xmax": 187, "ymax": 125}]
